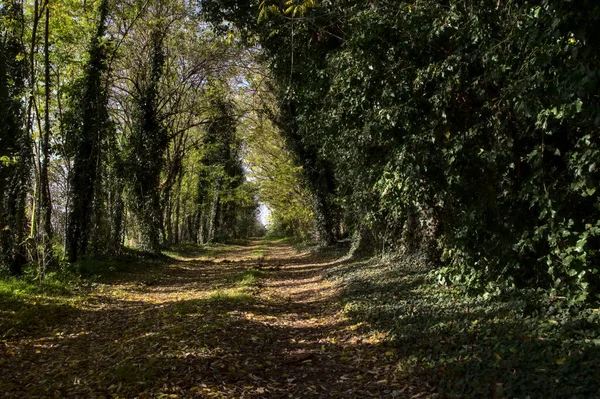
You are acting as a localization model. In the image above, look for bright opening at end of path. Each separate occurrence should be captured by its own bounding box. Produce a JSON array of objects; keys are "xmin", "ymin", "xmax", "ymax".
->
[{"xmin": 258, "ymin": 203, "xmax": 271, "ymax": 227}]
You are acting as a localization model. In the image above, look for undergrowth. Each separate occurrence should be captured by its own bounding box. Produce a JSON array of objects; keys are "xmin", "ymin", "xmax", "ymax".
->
[
  {"xmin": 76, "ymin": 247, "xmax": 171, "ymax": 278},
  {"xmin": 0, "ymin": 274, "xmax": 81, "ymax": 339},
  {"xmin": 327, "ymin": 254, "xmax": 600, "ymax": 398},
  {"xmin": 0, "ymin": 246, "xmax": 172, "ymax": 337}
]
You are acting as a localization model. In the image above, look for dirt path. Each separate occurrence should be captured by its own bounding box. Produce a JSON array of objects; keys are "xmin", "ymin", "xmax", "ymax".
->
[{"xmin": 0, "ymin": 240, "xmax": 416, "ymax": 398}]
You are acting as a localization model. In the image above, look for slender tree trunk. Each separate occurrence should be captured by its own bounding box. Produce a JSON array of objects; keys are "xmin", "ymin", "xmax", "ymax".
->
[
  {"xmin": 187, "ymin": 215, "xmax": 193, "ymax": 243},
  {"xmin": 174, "ymin": 182, "xmax": 181, "ymax": 244},
  {"xmin": 196, "ymin": 211, "xmax": 204, "ymax": 245},
  {"xmin": 207, "ymin": 183, "xmax": 220, "ymax": 244},
  {"xmin": 110, "ymin": 159, "xmax": 124, "ymax": 256},
  {"xmin": 164, "ymin": 190, "xmax": 172, "ymax": 244},
  {"xmin": 181, "ymin": 200, "xmax": 187, "ymax": 242},
  {"xmin": 26, "ymin": 0, "xmax": 42, "ymax": 248},
  {"xmin": 63, "ymin": 175, "xmax": 69, "ymax": 255},
  {"xmin": 30, "ymin": 180, "xmax": 38, "ymax": 239},
  {"xmin": 40, "ymin": 4, "xmax": 54, "ymax": 274}
]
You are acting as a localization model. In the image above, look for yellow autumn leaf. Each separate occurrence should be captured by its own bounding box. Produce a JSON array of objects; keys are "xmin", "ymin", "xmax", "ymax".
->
[
  {"xmin": 555, "ymin": 358, "xmax": 565, "ymax": 365},
  {"xmin": 494, "ymin": 353, "xmax": 502, "ymax": 360},
  {"xmin": 385, "ymin": 351, "xmax": 394, "ymax": 356}
]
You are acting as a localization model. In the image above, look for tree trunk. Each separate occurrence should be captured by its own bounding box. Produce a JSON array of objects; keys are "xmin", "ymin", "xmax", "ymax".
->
[
  {"xmin": 206, "ymin": 183, "xmax": 220, "ymax": 244},
  {"xmin": 174, "ymin": 183, "xmax": 181, "ymax": 244},
  {"xmin": 163, "ymin": 189, "xmax": 172, "ymax": 245},
  {"xmin": 26, "ymin": 0, "xmax": 42, "ymax": 249},
  {"xmin": 1, "ymin": 0, "xmax": 31, "ymax": 275},
  {"xmin": 129, "ymin": 28, "xmax": 167, "ymax": 253},
  {"xmin": 40, "ymin": 4, "xmax": 54, "ymax": 274},
  {"xmin": 110, "ymin": 166, "xmax": 124, "ymax": 256},
  {"xmin": 66, "ymin": 0, "xmax": 110, "ymax": 262},
  {"xmin": 283, "ymin": 101, "xmax": 337, "ymax": 245}
]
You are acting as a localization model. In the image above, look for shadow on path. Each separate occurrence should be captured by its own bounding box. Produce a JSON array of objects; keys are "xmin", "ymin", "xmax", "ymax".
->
[{"xmin": 0, "ymin": 239, "xmax": 423, "ymax": 398}]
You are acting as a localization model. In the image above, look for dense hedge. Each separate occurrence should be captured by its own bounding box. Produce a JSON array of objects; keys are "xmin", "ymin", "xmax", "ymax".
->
[{"xmin": 204, "ymin": 0, "xmax": 600, "ymax": 302}]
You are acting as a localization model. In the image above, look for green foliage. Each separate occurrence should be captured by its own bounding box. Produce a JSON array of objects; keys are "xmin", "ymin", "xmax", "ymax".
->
[
  {"xmin": 193, "ymin": 89, "xmax": 260, "ymax": 244},
  {"xmin": 231, "ymin": 268, "xmax": 264, "ymax": 287},
  {"xmin": 207, "ymin": 290, "xmax": 254, "ymax": 305},
  {"xmin": 127, "ymin": 27, "xmax": 169, "ymax": 253},
  {"xmin": 205, "ymin": 0, "xmax": 341, "ymax": 244},
  {"xmin": 204, "ymin": 0, "xmax": 600, "ymax": 302},
  {"xmin": 0, "ymin": 275, "xmax": 75, "ymax": 299},
  {"xmin": 65, "ymin": 0, "xmax": 112, "ymax": 262},
  {"xmin": 74, "ymin": 247, "xmax": 170, "ymax": 278},
  {"xmin": 258, "ymin": 0, "xmax": 318, "ymax": 21},
  {"xmin": 0, "ymin": 273, "xmax": 81, "ymax": 338},
  {"xmin": 241, "ymin": 103, "xmax": 315, "ymax": 241},
  {"xmin": 328, "ymin": 255, "xmax": 600, "ymax": 398},
  {"xmin": 0, "ymin": 0, "xmax": 30, "ymax": 275}
]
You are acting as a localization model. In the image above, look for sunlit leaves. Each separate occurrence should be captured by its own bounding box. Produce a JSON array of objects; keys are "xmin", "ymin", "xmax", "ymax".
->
[{"xmin": 258, "ymin": 0, "xmax": 319, "ymax": 22}]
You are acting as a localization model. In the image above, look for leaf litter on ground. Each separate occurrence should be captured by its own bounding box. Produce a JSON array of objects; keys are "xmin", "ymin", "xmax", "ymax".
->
[{"xmin": 1, "ymin": 240, "xmax": 424, "ymax": 398}]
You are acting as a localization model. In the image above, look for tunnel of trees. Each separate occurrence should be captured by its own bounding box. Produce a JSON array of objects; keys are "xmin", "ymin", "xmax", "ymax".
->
[
  {"xmin": 1, "ymin": 0, "xmax": 599, "ymax": 302},
  {"xmin": 1, "ymin": 1, "xmax": 600, "ymax": 397}
]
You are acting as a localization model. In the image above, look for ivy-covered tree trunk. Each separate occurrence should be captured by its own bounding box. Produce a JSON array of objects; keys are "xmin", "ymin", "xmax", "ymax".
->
[
  {"xmin": 109, "ymin": 183, "xmax": 124, "ymax": 255},
  {"xmin": 66, "ymin": 0, "xmax": 110, "ymax": 262},
  {"xmin": 283, "ymin": 102, "xmax": 337, "ymax": 245},
  {"xmin": 107, "ymin": 146, "xmax": 125, "ymax": 256},
  {"xmin": 129, "ymin": 29, "xmax": 167, "ymax": 253},
  {"xmin": 0, "ymin": 0, "xmax": 30, "ymax": 275}
]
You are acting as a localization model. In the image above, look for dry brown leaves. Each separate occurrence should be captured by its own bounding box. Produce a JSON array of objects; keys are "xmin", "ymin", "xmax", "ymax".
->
[{"xmin": 0, "ymin": 240, "xmax": 432, "ymax": 398}]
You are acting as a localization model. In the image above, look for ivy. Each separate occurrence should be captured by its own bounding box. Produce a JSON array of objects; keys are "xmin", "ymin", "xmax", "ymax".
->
[{"xmin": 204, "ymin": 0, "xmax": 600, "ymax": 302}]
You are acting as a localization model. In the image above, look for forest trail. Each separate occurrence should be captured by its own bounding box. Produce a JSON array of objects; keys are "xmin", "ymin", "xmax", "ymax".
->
[{"xmin": 0, "ymin": 240, "xmax": 422, "ymax": 398}]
